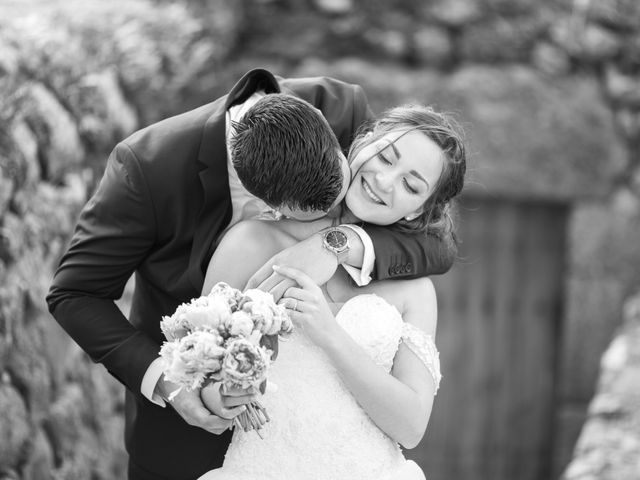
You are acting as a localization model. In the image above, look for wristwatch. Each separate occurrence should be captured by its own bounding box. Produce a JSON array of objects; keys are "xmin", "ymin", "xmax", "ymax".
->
[{"xmin": 320, "ymin": 227, "xmax": 350, "ymax": 264}]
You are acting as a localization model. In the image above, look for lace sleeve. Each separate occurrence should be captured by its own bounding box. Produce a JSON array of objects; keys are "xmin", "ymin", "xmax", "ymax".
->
[{"xmin": 401, "ymin": 323, "xmax": 442, "ymax": 394}]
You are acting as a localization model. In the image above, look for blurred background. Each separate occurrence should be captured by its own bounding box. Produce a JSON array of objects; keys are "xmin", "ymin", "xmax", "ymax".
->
[{"xmin": 1, "ymin": 0, "xmax": 639, "ymax": 479}]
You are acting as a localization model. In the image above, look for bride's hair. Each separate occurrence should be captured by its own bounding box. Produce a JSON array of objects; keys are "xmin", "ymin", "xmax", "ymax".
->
[{"xmin": 348, "ymin": 105, "xmax": 467, "ymax": 241}]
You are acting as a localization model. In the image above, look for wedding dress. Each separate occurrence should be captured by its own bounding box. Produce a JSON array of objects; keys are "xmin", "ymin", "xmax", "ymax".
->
[{"xmin": 199, "ymin": 294, "xmax": 441, "ymax": 480}]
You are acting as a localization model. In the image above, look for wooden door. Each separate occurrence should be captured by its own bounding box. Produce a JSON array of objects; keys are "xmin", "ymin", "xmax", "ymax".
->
[{"xmin": 405, "ymin": 197, "xmax": 567, "ymax": 480}]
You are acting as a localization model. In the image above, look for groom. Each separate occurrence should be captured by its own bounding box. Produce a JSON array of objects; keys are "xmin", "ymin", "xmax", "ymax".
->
[{"xmin": 47, "ymin": 68, "xmax": 454, "ymax": 479}]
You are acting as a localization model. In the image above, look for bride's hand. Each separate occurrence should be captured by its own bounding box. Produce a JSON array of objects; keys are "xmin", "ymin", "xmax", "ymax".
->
[
  {"xmin": 275, "ymin": 265, "xmax": 341, "ymax": 349},
  {"xmin": 245, "ymin": 234, "xmax": 338, "ymax": 302}
]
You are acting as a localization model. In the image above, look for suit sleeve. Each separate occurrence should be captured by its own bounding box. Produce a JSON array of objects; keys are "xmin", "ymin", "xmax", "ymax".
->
[
  {"xmin": 365, "ymin": 226, "xmax": 457, "ymax": 280},
  {"xmin": 46, "ymin": 142, "xmax": 161, "ymax": 393}
]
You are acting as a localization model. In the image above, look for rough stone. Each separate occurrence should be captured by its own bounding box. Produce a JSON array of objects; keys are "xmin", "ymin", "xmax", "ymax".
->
[
  {"xmin": 561, "ymin": 300, "xmax": 640, "ymax": 480},
  {"xmin": 413, "ymin": 26, "xmax": 453, "ymax": 66},
  {"xmin": 10, "ymin": 121, "xmax": 41, "ymax": 188},
  {"xmin": 21, "ymin": 82, "xmax": 84, "ymax": 182},
  {"xmin": 605, "ymin": 65, "xmax": 640, "ymax": 108},
  {"xmin": 437, "ymin": 66, "xmax": 627, "ymax": 200},
  {"xmin": 615, "ymin": 109, "xmax": 640, "ymax": 140},
  {"xmin": 0, "ymin": 40, "xmax": 20, "ymax": 76},
  {"xmin": 551, "ymin": 19, "xmax": 622, "ymax": 62},
  {"xmin": 45, "ymin": 384, "xmax": 87, "ymax": 459},
  {"xmin": 620, "ymin": 33, "xmax": 640, "ymax": 69},
  {"xmin": 312, "ymin": 0, "xmax": 353, "ymax": 15},
  {"xmin": 483, "ymin": 0, "xmax": 539, "ymax": 16},
  {"xmin": 424, "ymin": 0, "xmax": 482, "ymax": 27},
  {"xmin": 460, "ymin": 17, "xmax": 543, "ymax": 62},
  {"xmin": 0, "ymin": 383, "xmax": 30, "ymax": 467},
  {"xmin": 0, "ymin": 160, "xmax": 12, "ymax": 218},
  {"xmin": 21, "ymin": 428, "xmax": 55, "ymax": 480},
  {"xmin": 363, "ymin": 29, "xmax": 409, "ymax": 60},
  {"xmin": 579, "ymin": 24, "xmax": 621, "ymax": 61},
  {"xmin": 293, "ymin": 59, "xmax": 444, "ymax": 114},
  {"xmin": 588, "ymin": 0, "xmax": 640, "ymax": 33},
  {"xmin": 70, "ymin": 69, "xmax": 139, "ymax": 154},
  {"xmin": 6, "ymin": 316, "xmax": 54, "ymax": 415},
  {"xmin": 532, "ymin": 41, "xmax": 572, "ymax": 75},
  {"xmin": 558, "ymin": 275, "xmax": 625, "ymax": 402}
]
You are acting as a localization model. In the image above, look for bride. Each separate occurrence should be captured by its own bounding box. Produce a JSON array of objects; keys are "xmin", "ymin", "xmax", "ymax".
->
[{"xmin": 198, "ymin": 105, "xmax": 466, "ymax": 480}]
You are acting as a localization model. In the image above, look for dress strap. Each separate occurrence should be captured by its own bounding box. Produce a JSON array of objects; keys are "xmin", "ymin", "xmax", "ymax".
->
[{"xmin": 401, "ymin": 323, "xmax": 442, "ymax": 394}]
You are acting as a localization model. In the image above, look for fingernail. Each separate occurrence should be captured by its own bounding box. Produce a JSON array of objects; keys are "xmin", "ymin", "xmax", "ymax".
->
[{"xmin": 272, "ymin": 265, "xmax": 280, "ymax": 270}]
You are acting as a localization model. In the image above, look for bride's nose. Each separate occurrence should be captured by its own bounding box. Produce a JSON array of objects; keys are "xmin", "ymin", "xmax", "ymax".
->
[{"xmin": 375, "ymin": 171, "xmax": 394, "ymax": 192}]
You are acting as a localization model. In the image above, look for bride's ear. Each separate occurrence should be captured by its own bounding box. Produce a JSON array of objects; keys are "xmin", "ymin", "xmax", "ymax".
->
[{"xmin": 404, "ymin": 209, "xmax": 422, "ymax": 222}]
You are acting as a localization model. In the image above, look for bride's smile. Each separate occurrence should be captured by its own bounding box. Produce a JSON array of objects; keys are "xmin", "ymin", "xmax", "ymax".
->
[{"xmin": 345, "ymin": 129, "xmax": 445, "ymax": 225}]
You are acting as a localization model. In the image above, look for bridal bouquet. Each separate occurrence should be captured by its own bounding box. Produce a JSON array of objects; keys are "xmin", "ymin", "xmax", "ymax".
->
[{"xmin": 159, "ymin": 282, "xmax": 293, "ymax": 436}]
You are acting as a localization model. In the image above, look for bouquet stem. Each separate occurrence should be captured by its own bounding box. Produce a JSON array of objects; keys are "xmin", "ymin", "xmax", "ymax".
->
[{"xmin": 234, "ymin": 400, "xmax": 269, "ymax": 438}]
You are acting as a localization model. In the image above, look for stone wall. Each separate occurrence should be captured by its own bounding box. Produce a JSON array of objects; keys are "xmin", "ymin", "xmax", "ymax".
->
[
  {"xmin": 0, "ymin": 1, "xmax": 244, "ymax": 477},
  {"xmin": 562, "ymin": 293, "xmax": 640, "ymax": 480},
  {"xmin": 0, "ymin": 0, "xmax": 638, "ymax": 478}
]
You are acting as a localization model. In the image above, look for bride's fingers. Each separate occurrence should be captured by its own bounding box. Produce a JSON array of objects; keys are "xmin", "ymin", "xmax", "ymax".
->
[
  {"xmin": 282, "ymin": 286, "xmax": 312, "ymax": 301},
  {"xmin": 278, "ymin": 297, "xmax": 305, "ymax": 313},
  {"xmin": 285, "ymin": 309, "xmax": 306, "ymax": 326},
  {"xmin": 267, "ymin": 277, "xmax": 296, "ymax": 303},
  {"xmin": 273, "ymin": 265, "xmax": 319, "ymax": 292}
]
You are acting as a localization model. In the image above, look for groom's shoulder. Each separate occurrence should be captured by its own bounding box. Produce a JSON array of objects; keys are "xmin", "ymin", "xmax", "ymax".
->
[
  {"xmin": 120, "ymin": 97, "xmax": 226, "ymax": 163},
  {"xmin": 280, "ymin": 74, "xmax": 365, "ymax": 103}
]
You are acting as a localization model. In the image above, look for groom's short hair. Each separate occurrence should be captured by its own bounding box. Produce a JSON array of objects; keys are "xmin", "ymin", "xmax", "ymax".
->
[{"xmin": 231, "ymin": 94, "xmax": 344, "ymax": 212}]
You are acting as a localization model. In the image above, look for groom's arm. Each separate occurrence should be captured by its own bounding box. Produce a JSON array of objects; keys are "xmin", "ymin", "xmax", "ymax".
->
[
  {"xmin": 358, "ymin": 225, "xmax": 456, "ymax": 280},
  {"xmin": 246, "ymin": 225, "xmax": 455, "ymax": 300},
  {"xmin": 46, "ymin": 143, "xmax": 160, "ymax": 393}
]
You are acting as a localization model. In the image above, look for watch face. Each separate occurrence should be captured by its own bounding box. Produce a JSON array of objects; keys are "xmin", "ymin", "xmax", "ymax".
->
[{"xmin": 326, "ymin": 229, "xmax": 348, "ymax": 250}]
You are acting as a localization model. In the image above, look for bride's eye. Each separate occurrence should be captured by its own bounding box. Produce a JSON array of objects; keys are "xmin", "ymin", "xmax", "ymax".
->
[
  {"xmin": 403, "ymin": 178, "xmax": 418, "ymax": 194},
  {"xmin": 377, "ymin": 150, "xmax": 392, "ymax": 165}
]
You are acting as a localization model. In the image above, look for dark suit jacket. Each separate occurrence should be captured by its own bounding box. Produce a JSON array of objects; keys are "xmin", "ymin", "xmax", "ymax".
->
[{"xmin": 46, "ymin": 68, "xmax": 455, "ymax": 478}]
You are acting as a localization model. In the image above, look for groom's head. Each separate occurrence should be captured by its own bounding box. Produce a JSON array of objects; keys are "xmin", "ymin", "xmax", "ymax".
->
[{"xmin": 231, "ymin": 94, "xmax": 350, "ymax": 220}]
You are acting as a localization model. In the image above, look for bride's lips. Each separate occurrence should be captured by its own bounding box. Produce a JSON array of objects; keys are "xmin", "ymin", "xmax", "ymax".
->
[{"xmin": 361, "ymin": 177, "xmax": 386, "ymax": 205}]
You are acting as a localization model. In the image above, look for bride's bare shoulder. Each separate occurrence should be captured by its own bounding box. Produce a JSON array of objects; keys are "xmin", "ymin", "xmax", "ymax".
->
[
  {"xmin": 220, "ymin": 220, "xmax": 292, "ymax": 250},
  {"xmin": 371, "ymin": 278, "xmax": 437, "ymax": 329}
]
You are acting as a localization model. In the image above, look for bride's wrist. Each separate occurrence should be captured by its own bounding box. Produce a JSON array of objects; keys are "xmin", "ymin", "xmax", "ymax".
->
[{"xmin": 317, "ymin": 323, "xmax": 348, "ymax": 354}]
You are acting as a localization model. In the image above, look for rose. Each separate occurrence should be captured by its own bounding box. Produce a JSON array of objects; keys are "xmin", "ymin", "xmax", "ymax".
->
[
  {"xmin": 220, "ymin": 338, "xmax": 270, "ymax": 390},
  {"xmin": 160, "ymin": 303, "xmax": 193, "ymax": 340},
  {"xmin": 270, "ymin": 303, "xmax": 293, "ymax": 336},
  {"xmin": 208, "ymin": 282, "xmax": 243, "ymax": 310},
  {"xmin": 228, "ymin": 310, "xmax": 255, "ymax": 338},
  {"xmin": 159, "ymin": 330, "xmax": 226, "ymax": 391},
  {"xmin": 185, "ymin": 296, "xmax": 232, "ymax": 331},
  {"xmin": 241, "ymin": 289, "xmax": 280, "ymax": 335},
  {"xmin": 160, "ymin": 296, "xmax": 232, "ymax": 341}
]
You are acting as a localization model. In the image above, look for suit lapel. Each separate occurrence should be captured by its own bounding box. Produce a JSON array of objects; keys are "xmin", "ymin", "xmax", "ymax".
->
[{"xmin": 187, "ymin": 69, "xmax": 282, "ymax": 292}]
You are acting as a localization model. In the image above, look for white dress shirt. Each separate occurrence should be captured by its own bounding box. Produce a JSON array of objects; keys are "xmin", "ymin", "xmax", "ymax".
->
[{"xmin": 141, "ymin": 92, "xmax": 375, "ymax": 406}]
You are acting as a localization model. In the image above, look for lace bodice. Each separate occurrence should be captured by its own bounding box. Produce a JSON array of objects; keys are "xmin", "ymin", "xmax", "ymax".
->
[
  {"xmin": 199, "ymin": 294, "xmax": 440, "ymax": 480},
  {"xmin": 338, "ymin": 295, "xmax": 441, "ymax": 391}
]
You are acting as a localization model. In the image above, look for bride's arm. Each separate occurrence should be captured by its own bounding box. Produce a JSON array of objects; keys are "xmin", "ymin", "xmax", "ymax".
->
[
  {"xmin": 202, "ymin": 221, "xmax": 287, "ymax": 294},
  {"xmin": 276, "ymin": 267, "xmax": 437, "ymax": 449},
  {"xmin": 326, "ymin": 281, "xmax": 437, "ymax": 448}
]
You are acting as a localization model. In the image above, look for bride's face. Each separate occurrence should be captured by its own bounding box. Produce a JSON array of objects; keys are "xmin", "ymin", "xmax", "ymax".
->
[{"xmin": 345, "ymin": 130, "xmax": 445, "ymax": 225}]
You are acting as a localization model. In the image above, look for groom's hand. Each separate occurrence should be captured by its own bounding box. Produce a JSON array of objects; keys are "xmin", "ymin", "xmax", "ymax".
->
[
  {"xmin": 201, "ymin": 382, "xmax": 257, "ymax": 418},
  {"xmin": 245, "ymin": 234, "xmax": 338, "ymax": 302},
  {"xmin": 156, "ymin": 375, "xmax": 234, "ymax": 435}
]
